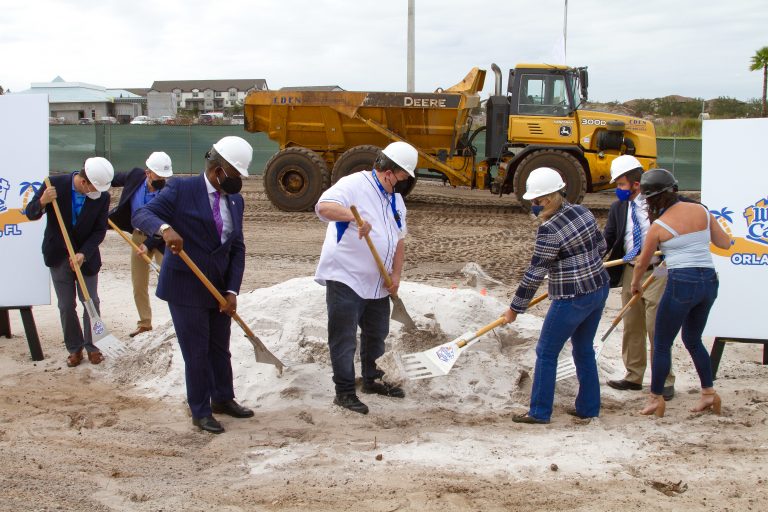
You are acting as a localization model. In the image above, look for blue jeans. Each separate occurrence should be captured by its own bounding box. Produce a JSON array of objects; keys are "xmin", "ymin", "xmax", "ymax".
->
[
  {"xmin": 529, "ymin": 284, "xmax": 609, "ymax": 421},
  {"xmin": 651, "ymin": 268, "xmax": 719, "ymax": 395},
  {"xmin": 326, "ymin": 281, "xmax": 389, "ymax": 395}
]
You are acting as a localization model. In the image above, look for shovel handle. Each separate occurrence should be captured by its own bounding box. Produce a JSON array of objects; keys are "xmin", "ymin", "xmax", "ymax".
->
[
  {"xmin": 107, "ymin": 219, "xmax": 157, "ymax": 269},
  {"xmin": 44, "ymin": 178, "xmax": 92, "ymax": 302},
  {"xmin": 607, "ymin": 262, "xmax": 663, "ymax": 332},
  {"xmin": 177, "ymin": 250, "xmax": 257, "ymax": 339},
  {"xmin": 349, "ymin": 205, "xmax": 397, "ymax": 294}
]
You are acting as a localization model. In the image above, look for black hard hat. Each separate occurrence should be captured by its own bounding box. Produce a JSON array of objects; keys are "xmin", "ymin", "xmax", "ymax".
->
[{"xmin": 640, "ymin": 168, "xmax": 678, "ymax": 198}]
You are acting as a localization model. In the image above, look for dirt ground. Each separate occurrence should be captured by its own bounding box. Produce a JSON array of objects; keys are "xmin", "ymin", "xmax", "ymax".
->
[{"xmin": 2, "ymin": 180, "xmax": 766, "ymax": 511}]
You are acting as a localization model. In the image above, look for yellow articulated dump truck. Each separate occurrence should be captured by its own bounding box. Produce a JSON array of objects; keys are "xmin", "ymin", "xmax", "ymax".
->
[{"xmin": 244, "ymin": 64, "xmax": 656, "ymax": 211}]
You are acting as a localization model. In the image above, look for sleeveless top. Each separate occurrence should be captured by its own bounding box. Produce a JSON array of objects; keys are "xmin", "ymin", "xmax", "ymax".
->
[{"xmin": 655, "ymin": 205, "xmax": 714, "ymax": 269}]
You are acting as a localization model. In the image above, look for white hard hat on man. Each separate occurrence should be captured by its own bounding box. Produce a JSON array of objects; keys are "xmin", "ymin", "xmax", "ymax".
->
[
  {"xmin": 609, "ymin": 154, "xmax": 643, "ymax": 183},
  {"xmin": 381, "ymin": 141, "xmax": 418, "ymax": 177},
  {"xmin": 84, "ymin": 157, "xmax": 114, "ymax": 192},
  {"xmin": 146, "ymin": 151, "xmax": 173, "ymax": 178},
  {"xmin": 213, "ymin": 136, "xmax": 253, "ymax": 176}
]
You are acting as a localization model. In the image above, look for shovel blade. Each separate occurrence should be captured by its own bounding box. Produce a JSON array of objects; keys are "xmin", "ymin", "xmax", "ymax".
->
[
  {"xmin": 399, "ymin": 330, "xmax": 478, "ymax": 380},
  {"xmin": 83, "ymin": 299, "xmax": 130, "ymax": 357},
  {"xmin": 245, "ymin": 332, "xmax": 285, "ymax": 374},
  {"xmin": 390, "ymin": 296, "xmax": 416, "ymax": 330}
]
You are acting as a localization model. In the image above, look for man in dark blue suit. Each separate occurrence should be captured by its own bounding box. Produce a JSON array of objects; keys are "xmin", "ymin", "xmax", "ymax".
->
[
  {"xmin": 109, "ymin": 151, "xmax": 173, "ymax": 337},
  {"xmin": 26, "ymin": 157, "xmax": 114, "ymax": 367},
  {"xmin": 132, "ymin": 136, "xmax": 254, "ymax": 434}
]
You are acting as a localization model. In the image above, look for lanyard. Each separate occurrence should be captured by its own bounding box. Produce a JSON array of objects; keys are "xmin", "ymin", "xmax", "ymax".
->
[{"xmin": 371, "ymin": 171, "xmax": 402, "ymax": 230}]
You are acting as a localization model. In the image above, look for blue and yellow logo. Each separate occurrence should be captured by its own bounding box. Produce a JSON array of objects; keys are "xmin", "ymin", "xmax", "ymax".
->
[{"xmin": 711, "ymin": 197, "xmax": 768, "ymax": 265}]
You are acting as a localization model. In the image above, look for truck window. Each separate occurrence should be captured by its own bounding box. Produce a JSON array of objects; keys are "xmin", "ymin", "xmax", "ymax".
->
[{"xmin": 519, "ymin": 74, "xmax": 568, "ymax": 116}]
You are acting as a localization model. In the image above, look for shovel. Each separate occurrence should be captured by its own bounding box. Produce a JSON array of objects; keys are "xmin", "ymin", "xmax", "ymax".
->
[
  {"xmin": 107, "ymin": 219, "xmax": 160, "ymax": 274},
  {"xmin": 400, "ymin": 293, "xmax": 548, "ymax": 379},
  {"xmin": 350, "ymin": 205, "xmax": 416, "ymax": 330},
  {"xmin": 177, "ymin": 249, "xmax": 285, "ymax": 374},
  {"xmin": 44, "ymin": 178, "xmax": 129, "ymax": 358},
  {"xmin": 556, "ymin": 260, "xmax": 664, "ymax": 381}
]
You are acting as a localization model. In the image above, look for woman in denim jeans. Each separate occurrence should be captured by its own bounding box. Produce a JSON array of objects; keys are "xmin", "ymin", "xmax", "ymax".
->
[
  {"xmin": 631, "ymin": 169, "xmax": 732, "ymax": 418},
  {"xmin": 503, "ymin": 168, "xmax": 610, "ymax": 424}
]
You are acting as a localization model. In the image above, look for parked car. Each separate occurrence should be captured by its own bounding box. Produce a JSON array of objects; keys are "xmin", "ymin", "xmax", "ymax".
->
[
  {"xmin": 130, "ymin": 115, "xmax": 151, "ymax": 125},
  {"xmin": 48, "ymin": 117, "xmax": 66, "ymax": 124},
  {"xmin": 97, "ymin": 116, "xmax": 118, "ymax": 124},
  {"xmin": 158, "ymin": 115, "xmax": 176, "ymax": 125},
  {"xmin": 78, "ymin": 118, "xmax": 94, "ymax": 125},
  {"xmin": 198, "ymin": 112, "xmax": 224, "ymax": 125}
]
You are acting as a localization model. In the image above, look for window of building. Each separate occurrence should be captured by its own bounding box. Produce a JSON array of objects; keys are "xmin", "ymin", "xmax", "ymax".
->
[{"xmin": 192, "ymin": 89, "xmax": 199, "ymax": 98}]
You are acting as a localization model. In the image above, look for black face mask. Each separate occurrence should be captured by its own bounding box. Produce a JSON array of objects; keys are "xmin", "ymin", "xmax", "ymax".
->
[
  {"xmin": 150, "ymin": 179, "xmax": 166, "ymax": 191},
  {"xmin": 393, "ymin": 176, "xmax": 414, "ymax": 195},
  {"xmin": 217, "ymin": 168, "xmax": 242, "ymax": 194}
]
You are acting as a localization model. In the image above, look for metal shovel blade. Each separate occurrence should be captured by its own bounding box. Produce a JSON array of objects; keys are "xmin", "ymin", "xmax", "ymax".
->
[
  {"xmin": 390, "ymin": 295, "xmax": 416, "ymax": 330},
  {"xmin": 400, "ymin": 330, "xmax": 477, "ymax": 380},
  {"xmin": 245, "ymin": 332, "xmax": 285, "ymax": 374},
  {"xmin": 83, "ymin": 299, "xmax": 130, "ymax": 358}
]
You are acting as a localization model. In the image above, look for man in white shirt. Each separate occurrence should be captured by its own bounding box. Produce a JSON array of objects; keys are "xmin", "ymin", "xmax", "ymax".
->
[
  {"xmin": 603, "ymin": 155, "xmax": 675, "ymax": 401},
  {"xmin": 315, "ymin": 141, "xmax": 418, "ymax": 414}
]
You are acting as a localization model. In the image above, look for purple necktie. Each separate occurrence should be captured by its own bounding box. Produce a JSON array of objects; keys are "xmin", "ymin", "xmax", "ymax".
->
[{"xmin": 212, "ymin": 191, "xmax": 223, "ymax": 239}]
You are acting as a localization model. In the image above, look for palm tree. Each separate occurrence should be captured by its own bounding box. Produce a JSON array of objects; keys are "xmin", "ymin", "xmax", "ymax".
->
[
  {"xmin": 750, "ymin": 46, "xmax": 768, "ymax": 117},
  {"xmin": 19, "ymin": 181, "xmax": 42, "ymax": 212}
]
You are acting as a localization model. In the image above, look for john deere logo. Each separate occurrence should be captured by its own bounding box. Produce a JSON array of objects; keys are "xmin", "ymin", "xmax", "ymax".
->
[{"xmin": 559, "ymin": 126, "xmax": 571, "ymax": 137}]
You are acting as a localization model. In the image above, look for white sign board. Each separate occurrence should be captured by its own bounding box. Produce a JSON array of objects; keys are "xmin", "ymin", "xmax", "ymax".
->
[
  {"xmin": 702, "ymin": 118, "xmax": 768, "ymax": 339},
  {"xmin": 0, "ymin": 94, "xmax": 50, "ymax": 307}
]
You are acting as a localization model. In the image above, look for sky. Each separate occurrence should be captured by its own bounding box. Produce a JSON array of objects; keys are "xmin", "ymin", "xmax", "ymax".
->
[{"xmin": 2, "ymin": 0, "xmax": 766, "ymax": 102}]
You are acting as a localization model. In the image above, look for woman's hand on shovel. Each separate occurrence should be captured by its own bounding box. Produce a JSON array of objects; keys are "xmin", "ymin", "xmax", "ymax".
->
[
  {"xmin": 162, "ymin": 228, "xmax": 183, "ymax": 255},
  {"xmin": 502, "ymin": 308, "xmax": 517, "ymax": 324}
]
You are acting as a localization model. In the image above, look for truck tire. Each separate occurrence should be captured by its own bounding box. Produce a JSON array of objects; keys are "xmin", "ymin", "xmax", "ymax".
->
[
  {"xmin": 332, "ymin": 144, "xmax": 418, "ymax": 198},
  {"xmin": 513, "ymin": 149, "xmax": 587, "ymax": 207},
  {"xmin": 331, "ymin": 145, "xmax": 381, "ymax": 183},
  {"xmin": 263, "ymin": 147, "xmax": 330, "ymax": 212}
]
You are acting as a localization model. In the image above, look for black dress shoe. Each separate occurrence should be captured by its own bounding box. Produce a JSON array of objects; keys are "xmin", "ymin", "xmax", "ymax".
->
[
  {"xmin": 362, "ymin": 381, "xmax": 405, "ymax": 398},
  {"xmin": 566, "ymin": 408, "xmax": 596, "ymax": 419},
  {"xmin": 512, "ymin": 413, "xmax": 549, "ymax": 424},
  {"xmin": 193, "ymin": 416, "xmax": 224, "ymax": 434},
  {"xmin": 662, "ymin": 385, "xmax": 675, "ymax": 401},
  {"xmin": 333, "ymin": 394, "xmax": 369, "ymax": 414},
  {"xmin": 607, "ymin": 379, "xmax": 642, "ymax": 391},
  {"xmin": 211, "ymin": 399, "xmax": 254, "ymax": 418}
]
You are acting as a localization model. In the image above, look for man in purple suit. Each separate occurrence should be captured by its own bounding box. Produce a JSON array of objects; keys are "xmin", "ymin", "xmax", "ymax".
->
[{"xmin": 132, "ymin": 136, "xmax": 253, "ymax": 434}]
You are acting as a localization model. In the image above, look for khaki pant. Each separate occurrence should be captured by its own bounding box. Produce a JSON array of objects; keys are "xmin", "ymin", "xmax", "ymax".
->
[
  {"xmin": 131, "ymin": 229, "xmax": 164, "ymax": 329},
  {"xmin": 620, "ymin": 265, "xmax": 675, "ymax": 387}
]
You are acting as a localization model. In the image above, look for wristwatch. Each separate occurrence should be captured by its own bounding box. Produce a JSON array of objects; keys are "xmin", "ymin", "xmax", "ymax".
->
[{"xmin": 158, "ymin": 223, "xmax": 171, "ymax": 236}]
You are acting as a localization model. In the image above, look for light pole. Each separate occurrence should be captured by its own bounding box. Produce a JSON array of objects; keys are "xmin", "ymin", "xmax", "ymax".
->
[{"xmin": 407, "ymin": 0, "xmax": 415, "ymax": 92}]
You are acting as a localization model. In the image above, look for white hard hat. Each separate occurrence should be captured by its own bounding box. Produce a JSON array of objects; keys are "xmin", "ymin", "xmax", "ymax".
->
[
  {"xmin": 381, "ymin": 141, "xmax": 418, "ymax": 177},
  {"xmin": 84, "ymin": 157, "xmax": 114, "ymax": 192},
  {"xmin": 522, "ymin": 167, "xmax": 565, "ymax": 200},
  {"xmin": 145, "ymin": 151, "xmax": 173, "ymax": 177},
  {"xmin": 213, "ymin": 136, "xmax": 253, "ymax": 176},
  {"xmin": 609, "ymin": 154, "xmax": 643, "ymax": 183}
]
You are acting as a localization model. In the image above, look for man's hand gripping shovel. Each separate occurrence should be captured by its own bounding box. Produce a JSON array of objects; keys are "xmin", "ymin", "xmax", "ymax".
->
[
  {"xmin": 350, "ymin": 205, "xmax": 416, "ymax": 330},
  {"xmin": 177, "ymin": 249, "xmax": 285, "ymax": 374},
  {"xmin": 45, "ymin": 178, "xmax": 129, "ymax": 358}
]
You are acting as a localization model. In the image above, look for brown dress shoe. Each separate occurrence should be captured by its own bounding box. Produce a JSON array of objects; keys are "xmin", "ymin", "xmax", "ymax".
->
[
  {"xmin": 66, "ymin": 350, "xmax": 84, "ymax": 367},
  {"xmin": 129, "ymin": 326, "xmax": 152, "ymax": 338},
  {"xmin": 87, "ymin": 351, "xmax": 104, "ymax": 364}
]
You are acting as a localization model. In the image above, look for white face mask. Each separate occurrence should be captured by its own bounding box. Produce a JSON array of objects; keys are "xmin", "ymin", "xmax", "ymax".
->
[{"xmin": 86, "ymin": 191, "xmax": 101, "ymax": 200}]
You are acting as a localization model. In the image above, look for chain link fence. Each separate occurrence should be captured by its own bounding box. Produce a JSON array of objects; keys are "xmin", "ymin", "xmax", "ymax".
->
[{"xmin": 49, "ymin": 126, "xmax": 702, "ymax": 190}]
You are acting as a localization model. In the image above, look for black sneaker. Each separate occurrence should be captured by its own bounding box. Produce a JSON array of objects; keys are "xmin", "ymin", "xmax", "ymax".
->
[
  {"xmin": 333, "ymin": 393, "xmax": 369, "ymax": 414},
  {"xmin": 362, "ymin": 381, "xmax": 405, "ymax": 398}
]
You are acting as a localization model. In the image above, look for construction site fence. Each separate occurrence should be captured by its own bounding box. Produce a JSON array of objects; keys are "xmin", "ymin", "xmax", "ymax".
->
[{"xmin": 48, "ymin": 126, "xmax": 704, "ymax": 190}]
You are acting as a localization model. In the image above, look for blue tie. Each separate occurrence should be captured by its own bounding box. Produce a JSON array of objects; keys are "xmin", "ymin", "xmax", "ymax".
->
[{"xmin": 623, "ymin": 201, "xmax": 643, "ymax": 262}]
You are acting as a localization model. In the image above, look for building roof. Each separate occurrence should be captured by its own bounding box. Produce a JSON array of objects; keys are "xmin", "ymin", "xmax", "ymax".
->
[
  {"xmin": 279, "ymin": 85, "xmax": 345, "ymax": 91},
  {"xmin": 149, "ymin": 79, "xmax": 268, "ymax": 93},
  {"xmin": 14, "ymin": 77, "xmax": 143, "ymax": 104},
  {"xmin": 123, "ymin": 88, "xmax": 150, "ymax": 97}
]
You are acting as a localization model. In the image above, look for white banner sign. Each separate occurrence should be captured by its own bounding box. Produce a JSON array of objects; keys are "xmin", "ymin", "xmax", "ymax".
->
[
  {"xmin": 702, "ymin": 118, "xmax": 768, "ymax": 339},
  {"xmin": 0, "ymin": 94, "xmax": 50, "ymax": 307}
]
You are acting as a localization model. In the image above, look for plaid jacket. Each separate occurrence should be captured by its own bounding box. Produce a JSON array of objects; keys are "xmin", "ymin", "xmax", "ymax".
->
[{"xmin": 511, "ymin": 202, "xmax": 609, "ymax": 313}]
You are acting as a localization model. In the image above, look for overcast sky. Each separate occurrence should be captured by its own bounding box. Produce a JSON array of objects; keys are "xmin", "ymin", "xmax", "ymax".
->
[{"xmin": 2, "ymin": 0, "xmax": 766, "ymax": 102}]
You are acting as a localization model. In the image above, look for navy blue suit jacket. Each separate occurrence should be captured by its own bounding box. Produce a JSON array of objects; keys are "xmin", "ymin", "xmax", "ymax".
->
[
  {"xmin": 108, "ymin": 167, "xmax": 164, "ymax": 252},
  {"xmin": 25, "ymin": 173, "xmax": 109, "ymax": 276},
  {"xmin": 131, "ymin": 173, "xmax": 246, "ymax": 308}
]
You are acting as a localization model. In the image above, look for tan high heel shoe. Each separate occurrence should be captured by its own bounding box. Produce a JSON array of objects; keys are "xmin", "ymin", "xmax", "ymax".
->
[
  {"xmin": 639, "ymin": 393, "xmax": 665, "ymax": 418},
  {"xmin": 690, "ymin": 389, "xmax": 721, "ymax": 415}
]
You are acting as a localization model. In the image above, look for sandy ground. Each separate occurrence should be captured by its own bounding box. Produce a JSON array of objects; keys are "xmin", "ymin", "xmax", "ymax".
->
[{"xmin": 2, "ymin": 180, "xmax": 767, "ymax": 511}]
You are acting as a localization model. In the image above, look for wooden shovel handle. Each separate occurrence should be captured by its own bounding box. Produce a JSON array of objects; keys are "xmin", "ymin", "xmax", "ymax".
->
[
  {"xmin": 177, "ymin": 249, "xmax": 256, "ymax": 339},
  {"xmin": 107, "ymin": 218, "xmax": 156, "ymax": 267},
  {"xmin": 608, "ymin": 262, "xmax": 663, "ymax": 330},
  {"xmin": 44, "ymin": 178, "xmax": 91, "ymax": 302},
  {"xmin": 349, "ymin": 205, "xmax": 396, "ymax": 292}
]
